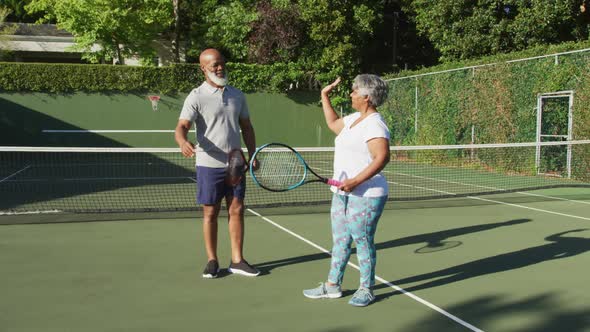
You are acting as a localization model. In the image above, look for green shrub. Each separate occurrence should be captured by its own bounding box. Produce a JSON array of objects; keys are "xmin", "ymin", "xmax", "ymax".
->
[
  {"xmin": 383, "ymin": 43, "xmax": 590, "ymax": 146},
  {"xmin": 0, "ymin": 61, "xmax": 310, "ymax": 93}
]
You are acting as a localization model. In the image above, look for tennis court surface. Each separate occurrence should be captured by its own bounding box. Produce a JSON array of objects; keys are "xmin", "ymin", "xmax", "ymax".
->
[{"xmin": 1, "ymin": 141, "xmax": 589, "ymax": 331}]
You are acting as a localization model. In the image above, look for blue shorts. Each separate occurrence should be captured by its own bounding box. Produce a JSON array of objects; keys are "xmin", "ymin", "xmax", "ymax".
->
[{"xmin": 196, "ymin": 166, "xmax": 246, "ymax": 205}]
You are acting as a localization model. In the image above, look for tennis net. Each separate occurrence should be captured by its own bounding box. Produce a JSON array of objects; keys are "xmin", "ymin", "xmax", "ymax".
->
[{"xmin": 1, "ymin": 140, "xmax": 589, "ymax": 216}]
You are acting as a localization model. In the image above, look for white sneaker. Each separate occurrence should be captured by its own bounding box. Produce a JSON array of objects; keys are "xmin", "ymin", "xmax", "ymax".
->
[{"xmin": 303, "ymin": 282, "xmax": 342, "ymax": 299}]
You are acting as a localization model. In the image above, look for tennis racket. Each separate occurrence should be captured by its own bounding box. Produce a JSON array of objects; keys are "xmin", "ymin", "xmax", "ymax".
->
[
  {"xmin": 249, "ymin": 143, "xmax": 343, "ymax": 192},
  {"xmin": 226, "ymin": 148, "xmax": 248, "ymax": 186}
]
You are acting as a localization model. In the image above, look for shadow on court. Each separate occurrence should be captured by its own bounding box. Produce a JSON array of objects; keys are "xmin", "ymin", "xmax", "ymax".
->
[
  {"xmin": 375, "ymin": 218, "xmax": 531, "ymax": 253},
  {"xmin": 0, "ymin": 96, "xmax": 130, "ymax": 147},
  {"xmin": 374, "ymin": 229, "xmax": 589, "ymax": 301},
  {"xmin": 254, "ymin": 218, "xmax": 532, "ymax": 274},
  {"xmin": 0, "ymin": 97, "xmax": 196, "ymax": 214},
  {"xmin": 406, "ymin": 293, "xmax": 590, "ymax": 332}
]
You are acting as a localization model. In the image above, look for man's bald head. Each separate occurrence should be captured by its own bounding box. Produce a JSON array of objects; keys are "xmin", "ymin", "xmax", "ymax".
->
[
  {"xmin": 199, "ymin": 48, "xmax": 228, "ymax": 87},
  {"xmin": 199, "ymin": 48, "xmax": 224, "ymax": 66}
]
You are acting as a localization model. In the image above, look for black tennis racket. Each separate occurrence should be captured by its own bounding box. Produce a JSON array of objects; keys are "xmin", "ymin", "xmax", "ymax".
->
[
  {"xmin": 226, "ymin": 148, "xmax": 248, "ymax": 186},
  {"xmin": 249, "ymin": 143, "xmax": 343, "ymax": 192}
]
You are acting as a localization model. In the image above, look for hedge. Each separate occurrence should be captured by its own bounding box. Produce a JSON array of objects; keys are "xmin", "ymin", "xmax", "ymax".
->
[
  {"xmin": 382, "ymin": 45, "xmax": 590, "ymax": 146},
  {"xmin": 0, "ymin": 62, "xmax": 309, "ymax": 94}
]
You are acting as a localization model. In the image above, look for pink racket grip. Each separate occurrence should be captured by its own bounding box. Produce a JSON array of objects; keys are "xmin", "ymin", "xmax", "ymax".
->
[{"xmin": 326, "ymin": 179, "xmax": 343, "ymax": 187}]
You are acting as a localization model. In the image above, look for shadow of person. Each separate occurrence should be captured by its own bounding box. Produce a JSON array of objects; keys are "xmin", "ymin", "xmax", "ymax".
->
[
  {"xmin": 376, "ymin": 218, "xmax": 532, "ymax": 253},
  {"xmin": 374, "ymin": 229, "xmax": 590, "ymax": 302},
  {"xmin": 254, "ymin": 218, "xmax": 531, "ymax": 274},
  {"xmin": 255, "ymin": 252, "xmax": 329, "ymax": 275}
]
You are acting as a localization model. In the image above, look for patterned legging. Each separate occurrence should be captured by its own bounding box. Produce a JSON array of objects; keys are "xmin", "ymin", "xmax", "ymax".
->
[{"xmin": 328, "ymin": 193, "xmax": 387, "ymax": 288}]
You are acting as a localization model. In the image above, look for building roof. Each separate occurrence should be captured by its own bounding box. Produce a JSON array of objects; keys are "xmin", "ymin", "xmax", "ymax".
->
[
  {"xmin": 1, "ymin": 23, "xmax": 72, "ymax": 37},
  {"xmin": 0, "ymin": 23, "xmax": 97, "ymax": 53}
]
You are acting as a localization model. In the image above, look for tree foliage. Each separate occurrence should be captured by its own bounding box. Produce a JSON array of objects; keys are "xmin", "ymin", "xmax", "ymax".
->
[
  {"xmin": 0, "ymin": 5, "xmax": 14, "ymax": 32},
  {"xmin": 10, "ymin": 0, "xmax": 589, "ymax": 92},
  {"xmin": 190, "ymin": 0, "xmax": 258, "ymax": 62},
  {"xmin": 184, "ymin": 0, "xmax": 383, "ymax": 88},
  {"xmin": 0, "ymin": 6, "xmax": 17, "ymax": 60},
  {"xmin": 383, "ymin": 43, "xmax": 590, "ymax": 148},
  {"xmin": 0, "ymin": 0, "xmax": 43, "ymax": 22},
  {"xmin": 0, "ymin": 61, "xmax": 305, "ymax": 93},
  {"xmin": 25, "ymin": 0, "xmax": 173, "ymax": 64},
  {"xmin": 297, "ymin": 0, "xmax": 383, "ymax": 82},
  {"xmin": 247, "ymin": 0, "xmax": 303, "ymax": 64},
  {"xmin": 404, "ymin": 0, "xmax": 590, "ymax": 61}
]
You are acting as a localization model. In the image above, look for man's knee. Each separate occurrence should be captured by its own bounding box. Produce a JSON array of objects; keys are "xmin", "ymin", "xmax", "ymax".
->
[
  {"xmin": 202, "ymin": 204, "xmax": 221, "ymax": 221},
  {"xmin": 227, "ymin": 198, "xmax": 244, "ymax": 217}
]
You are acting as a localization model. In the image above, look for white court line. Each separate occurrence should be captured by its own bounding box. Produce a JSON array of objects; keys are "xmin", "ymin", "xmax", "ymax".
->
[
  {"xmin": 62, "ymin": 176, "xmax": 190, "ymax": 181},
  {"xmin": 0, "ymin": 165, "xmax": 31, "ymax": 183},
  {"xmin": 247, "ymin": 166, "xmax": 586, "ymax": 330},
  {"xmin": 313, "ymin": 160, "xmax": 590, "ymax": 220},
  {"xmin": 317, "ymin": 162, "xmax": 589, "ymax": 205},
  {"xmin": 387, "ymin": 170, "xmax": 590, "ymax": 206},
  {"xmin": 0, "ymin": 209, "xmax": 61, "ymax": 216},
  {"xmin": 467, "ymin": 196, "xmax": 590, "ymax": 221},
  {"xmin": 516, "ymin": 191, "xmax": 590, "ymax": 205},
  {"xmin": 312, "ymin": 164, "xmax": 588, "ymax": 220},
  {"xmin": 386, "ymin": 170, "xmax": 498, "ymax": 191},
  {"xmin": 3, "ymin": 176, "xmax": 194, "ymax": 183},
  {"xmin": 247, "ymin": 208, "xmax": 485, "ymax": 332},
  {"xmin": 42, "ymin": 129, "xmax": 195, "ymax": 133},
  {"xmin": 386, "ymin": 179, "xmax": 589, "ymax": 221}
]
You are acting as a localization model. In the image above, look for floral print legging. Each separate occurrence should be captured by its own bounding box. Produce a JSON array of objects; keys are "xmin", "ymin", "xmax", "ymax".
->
[{"xmin": 328, "ymin": 193, "xmax": 387, "ymax": 288}]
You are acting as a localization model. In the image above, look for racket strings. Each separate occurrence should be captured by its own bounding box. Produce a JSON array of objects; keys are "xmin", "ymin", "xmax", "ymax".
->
[{"xmin": 253, "ymin": 149, "xmax": 306, "ymax": 190}]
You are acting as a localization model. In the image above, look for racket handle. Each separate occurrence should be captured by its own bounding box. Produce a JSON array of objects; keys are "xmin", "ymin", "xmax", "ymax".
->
[{"xmin": 326, "ymin": 179, "xmax": 343, "ymax": 187}]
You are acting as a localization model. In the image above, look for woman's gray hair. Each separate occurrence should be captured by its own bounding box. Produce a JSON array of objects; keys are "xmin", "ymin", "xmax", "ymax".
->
[{"xmin": 352, "ymin": 74, "xmax": 388, "ymax": 108}]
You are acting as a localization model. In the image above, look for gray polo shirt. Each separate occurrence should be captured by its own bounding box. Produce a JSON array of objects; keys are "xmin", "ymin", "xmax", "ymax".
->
[{"xmin": 179, "ymin": 82, "xmax": 250, "ymax": 168}]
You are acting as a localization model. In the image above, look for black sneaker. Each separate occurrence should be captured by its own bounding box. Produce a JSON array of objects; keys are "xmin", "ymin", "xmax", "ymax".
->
[
  {"xmin": 228, "ymin": 260, "xmax": 260, "ymax": 277},
  {"xmin": 202, "ymin": 260, "xmax": 219, "ymax": 279}
]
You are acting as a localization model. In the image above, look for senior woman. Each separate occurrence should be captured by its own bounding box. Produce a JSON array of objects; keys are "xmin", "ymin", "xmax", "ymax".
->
[{"xmin": 303, "ymin": 74, "xmax": 390, "ymax": 307}]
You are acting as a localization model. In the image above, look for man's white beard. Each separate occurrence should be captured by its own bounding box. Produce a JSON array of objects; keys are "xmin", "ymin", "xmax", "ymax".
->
[{"xmin": 207, "ymin": 70, "xmax": 228, "ymax": 87}]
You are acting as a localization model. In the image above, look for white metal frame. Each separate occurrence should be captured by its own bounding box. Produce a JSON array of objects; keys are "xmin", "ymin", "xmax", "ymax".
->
[{"xmin": 535, "ymin": 91, "xmax": 574, "ymax": 178}]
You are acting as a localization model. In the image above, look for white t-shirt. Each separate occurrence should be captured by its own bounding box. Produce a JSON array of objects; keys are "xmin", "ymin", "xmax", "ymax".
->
[{"xmin": 331, "ymin": 112, "xmax": 390, "ymax": 197}]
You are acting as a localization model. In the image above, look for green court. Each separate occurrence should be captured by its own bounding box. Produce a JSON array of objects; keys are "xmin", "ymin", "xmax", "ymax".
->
[
  {"xmin": 1, "ymin": 142, "xmax": 589, "ymax": 331},
  {"xmin": 2, "ymin": 142, "xmax": 589, "ymax": 215},
  {"xmin": 0, "ymin": 187, "xmax": 589, "ymax": 331}
]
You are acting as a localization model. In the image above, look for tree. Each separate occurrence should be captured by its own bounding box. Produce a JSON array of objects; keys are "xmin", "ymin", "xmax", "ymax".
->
[
  {"xmin": 297, "ymin": 0, "xmax": 384, "ymax": 84},
  {"xmin": 26, "ymin": 0, "xmax": 173, "ymax": 64},
  {"xmin": 172, "ymin": 0, "xmax": 180, "ymax": 63},
  {"xmin": 0, "ymin": 6, "xmax": 14, "ymax": 31},
  {"xmin": 0, "ymin": 6, "xmax": 17, "ymax": 60},
  {"xmin": 360, "ymin": 0, "xmax": 439, "ymax": 73},
  {"xmin": 405, "ymin": 0, "xmax": 590, "ymax": 61},
  {"xmin": 180, "ymin": 0, "xmax": 391, "ymax": 95},
  {"xmin": 0, "ymin": 0, "xmax": 44, "ymax": 22},
  {"xmin": 186, "ymin": 1, "xmax": 383, "ymax": 80},
  {"xmin": 201, "ymin": 0, "xmax": 258, "ymax": 62},
  {"xmin": 248, "ymin": 0, "xmax": 303, "ymax": 64},
  {"xmin": 183, "ymin": 0, "xmax": 258, "ymax": 62}
]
